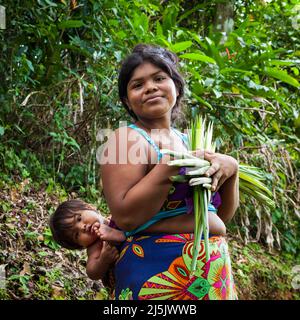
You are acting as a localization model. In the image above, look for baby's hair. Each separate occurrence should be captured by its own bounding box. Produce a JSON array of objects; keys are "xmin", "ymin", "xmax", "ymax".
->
[{"xmin": 49, "ymin": 199, "xmax": 97, "ymax": 250}]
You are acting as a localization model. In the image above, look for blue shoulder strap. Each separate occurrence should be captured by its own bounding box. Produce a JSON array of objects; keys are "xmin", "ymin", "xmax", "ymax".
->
[
  {"xmin": 128, "ymin": 124, "xmax": 162, "ymax": 161},
  {"xmin": 172, "ymin": 127, "xmax": 189, "ymax": 147}
]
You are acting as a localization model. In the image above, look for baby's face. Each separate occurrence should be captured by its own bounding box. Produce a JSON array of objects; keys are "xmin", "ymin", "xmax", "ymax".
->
[{"xmin": 69, "ymin": 210, "xmax": 102, "ymax": 248}]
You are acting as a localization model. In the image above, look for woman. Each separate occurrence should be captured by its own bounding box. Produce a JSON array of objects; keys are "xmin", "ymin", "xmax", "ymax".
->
[{"xmin": 101, "ymin": 44, "xmax": 239, "ymax": 300}]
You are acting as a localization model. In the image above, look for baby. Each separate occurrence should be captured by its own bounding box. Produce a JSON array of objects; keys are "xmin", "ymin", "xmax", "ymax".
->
[
  {"xmin": 49, "ymin": 199, "xmax": 125, "ymax": 280},
  {"xmin": 50, "ymin": 198, "xmax": 227, "ymax": 282}
]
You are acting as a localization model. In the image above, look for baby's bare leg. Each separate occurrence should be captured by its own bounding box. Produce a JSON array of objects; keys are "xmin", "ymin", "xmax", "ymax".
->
[{"xmin": 98, "ymin": 224, "xmax": 126, "ymax": 243}]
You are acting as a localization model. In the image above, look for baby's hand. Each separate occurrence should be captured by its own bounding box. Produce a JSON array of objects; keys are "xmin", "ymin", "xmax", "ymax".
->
[{"xmin": 100, "ymin": 241, "xmax": 119, "ymax": 264}]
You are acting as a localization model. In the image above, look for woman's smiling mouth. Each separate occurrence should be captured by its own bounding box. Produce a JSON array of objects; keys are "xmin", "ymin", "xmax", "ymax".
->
[{"xmin": 143, "ymin": 95, "xmax": 163, "ymax": 104}]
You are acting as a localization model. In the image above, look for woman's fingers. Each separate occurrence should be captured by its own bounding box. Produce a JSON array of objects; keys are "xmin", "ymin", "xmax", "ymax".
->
[
  {"xmin": 189, "ymin": 177, "xmax": 212, "ymax": 186},
  {"xmin": 160, "ymin": 149, "xmax": 197, "ymax": 160},
  {"xmin": 210, "ymin": 169, "xmax": 226, "ymax": 192},
  {"xmin": 203, "ymin": 149, "xmax": 214, "ymax": 157},
  {"xmin": 166, "ymin": 149, "xmax": 237, "ymax": 193},
  {"xmin": 211, "ymin": 172, "xmax": 221, "ymax": 191},
  {"xmin": 190, "ymin": 150, "xmax": 205, "ymax": 159},
  {"xmin": 167, "ymin": 158, "xmax": 210, "ymax": 167},
  {"xmin": 186, "ymin": 165, "xmax": 210, "ymax": 176},
  {"xmin": 205, "ymin": 162, "xmax": 220, "ymax": 178}
]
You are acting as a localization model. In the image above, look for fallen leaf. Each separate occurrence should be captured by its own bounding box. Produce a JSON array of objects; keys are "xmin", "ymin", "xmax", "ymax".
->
[
  {"xmin": 52, "ymin": 285, "xmax": 65, "ymax": 298},
  {"xmin": 10, "ymin": 188, "xmax": 19, "ymax": 202},
  {"xmin": 20, "ymin": 262, "xmax": 31, "ymax": 276},
  {"xmin": 94, "ymin": 288, "xmax": 108, "ymax": 300},
  {"xmin": 5, "ymin": 223, "xmax": 16, "ymax": 229}
]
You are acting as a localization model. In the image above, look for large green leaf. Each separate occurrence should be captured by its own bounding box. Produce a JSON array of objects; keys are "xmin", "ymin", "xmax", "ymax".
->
[
  {"xmin": 180, "ymin": 53, "xmax": 216, "ymax": 64},
  {"xmin": 264, "ymin": 67, "xmax": 300, "ymax": 88},
  {"xmin": 220, "ymin": 68, "xmax": 253, "ymax": 75},
  {"xmin": 170, "ymin": 41, "xmax": 193, "ymax": 53},
  {"xmin": 192, "ymin": 93, "xmax": 213, "ymax": 110},
  {"xmin": 58, "ymin": 20, "xmax": 85, "ymax": 29},
  {"xmin": 269, "ymin": 60, "xmax": 300, "ymax": 66}
]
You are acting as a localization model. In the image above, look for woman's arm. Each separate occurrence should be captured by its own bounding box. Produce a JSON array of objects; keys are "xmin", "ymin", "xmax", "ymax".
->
[
  {"xmin": 101, "ymin": 127, "xmax": 179, "ymax": 231},
  {"xmin": 217, "ymin": 172, "xmax": 239, "ymax": 223},
  {"xmin": 145, "ymin": 211, "xmax": 226, "ymax": 236}
]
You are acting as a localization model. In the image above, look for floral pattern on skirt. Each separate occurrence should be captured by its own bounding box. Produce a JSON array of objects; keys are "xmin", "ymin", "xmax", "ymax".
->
[{"xmin": 114, "ymin": 233, "xmax": 237, "ymax": 300}]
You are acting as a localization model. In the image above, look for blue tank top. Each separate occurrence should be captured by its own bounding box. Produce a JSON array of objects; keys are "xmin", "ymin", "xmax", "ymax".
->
[{"xmin": 124, "ymin": 124, "xmax": 217, "ymax": 237}]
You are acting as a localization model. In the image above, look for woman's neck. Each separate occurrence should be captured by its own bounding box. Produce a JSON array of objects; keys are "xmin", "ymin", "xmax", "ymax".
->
[{"xmin": 135, "ymin": 117, "xmax": 171, "ymax": 133}]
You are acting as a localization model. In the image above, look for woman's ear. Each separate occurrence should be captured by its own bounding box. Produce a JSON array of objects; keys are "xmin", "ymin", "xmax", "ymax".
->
[{"xmin": 124, "ymin": 98, "xmax": 131, "ymax": 110}]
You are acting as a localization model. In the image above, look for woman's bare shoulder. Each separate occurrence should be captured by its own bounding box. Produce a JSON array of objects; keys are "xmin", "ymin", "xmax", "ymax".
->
[{"xmin": 100, "ymin": 126, "xmax": 152, "ymax": 166}]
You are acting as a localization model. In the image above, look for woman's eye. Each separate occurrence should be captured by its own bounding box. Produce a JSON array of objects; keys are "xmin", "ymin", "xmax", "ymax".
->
[
  {"xmin": 132, "ymin": 83, "xmax": 142, "ymax": 89},
  {"xmin": 155, "ymin": 76, "xmax": 165, "ymax": 82}
]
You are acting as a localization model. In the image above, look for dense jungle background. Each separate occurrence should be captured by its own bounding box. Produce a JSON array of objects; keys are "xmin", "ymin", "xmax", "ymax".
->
[{"xmin": 0, "ymin": 0, "xmax": 299, "ymax": 300}]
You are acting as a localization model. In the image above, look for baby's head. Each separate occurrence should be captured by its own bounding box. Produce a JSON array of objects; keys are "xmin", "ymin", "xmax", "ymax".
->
[{"xmin": 49, "ymin": 199, "xmax": 104, "ymax": 250}]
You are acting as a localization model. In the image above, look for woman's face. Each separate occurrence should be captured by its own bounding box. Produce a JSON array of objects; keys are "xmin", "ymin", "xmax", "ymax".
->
[{"xmin": 126, "ymin": 62, "xmax": 178, "ymax": 121}]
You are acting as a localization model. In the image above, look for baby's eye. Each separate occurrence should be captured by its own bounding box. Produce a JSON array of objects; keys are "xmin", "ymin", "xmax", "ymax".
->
[{"xmin": 76, "ymin": 215, "xmax": 81, "ymax": 222}]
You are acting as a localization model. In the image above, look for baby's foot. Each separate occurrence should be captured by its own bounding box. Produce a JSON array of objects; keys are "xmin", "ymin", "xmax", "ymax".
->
[
  {"xmin": 99, "ymin": 224, "xmax": 126, "ymax": 243},
  {"xmin": 92, "ymin": 222, "xmax": 101, "ymax": 236}
]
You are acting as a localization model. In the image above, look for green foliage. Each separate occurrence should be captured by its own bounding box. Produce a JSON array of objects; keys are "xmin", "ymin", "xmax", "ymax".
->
[
  {"xmin": 43, "ymin": 228, "xmax": 60, "ymax": 251},
  {"xmin": 0, "ymin": 0, "xmax": 299, "ymax": 299},
  {"xmin": 230, "ymin": 239, "xmax": 300, "ymax": 299}
]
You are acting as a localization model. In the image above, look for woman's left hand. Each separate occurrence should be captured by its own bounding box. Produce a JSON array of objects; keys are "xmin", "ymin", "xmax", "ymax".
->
[
  {"xmin": 162, "ymin": 148, "xmax": 238, "ymax": 192},
  {"xmin": 202, "ymin": 150, "xmax": 238, "ymax": 192}
]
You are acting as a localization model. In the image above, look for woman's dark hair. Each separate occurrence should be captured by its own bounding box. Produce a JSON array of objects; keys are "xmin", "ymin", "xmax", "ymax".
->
[
  {"xmin": 118, "ymin": 44, "xmax": 185, "ymax": 122},
  {"xmin": 49, "ymin": 199, "xmax": 96, "ymax": 250}
]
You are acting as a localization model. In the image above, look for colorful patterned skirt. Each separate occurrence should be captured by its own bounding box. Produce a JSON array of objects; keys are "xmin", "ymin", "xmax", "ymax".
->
[{"xmin": 114, "ymin": 233, "xmax": 237, "ymax": 300}]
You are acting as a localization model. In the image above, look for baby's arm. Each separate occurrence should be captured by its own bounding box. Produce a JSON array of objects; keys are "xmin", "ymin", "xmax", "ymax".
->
[
  {"xmin": 145, "ymin": 211, "xmax": 226, "ymax": 236},
  {"xmin": 86, "ymin": 240, "xmax": 119, "ymax": 280}
]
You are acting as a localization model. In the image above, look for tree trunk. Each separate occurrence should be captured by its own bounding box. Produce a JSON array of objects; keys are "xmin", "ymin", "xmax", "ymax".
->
[{"xmin": 214, "ymin": 1, "xmax": 234, "ymax": 42}]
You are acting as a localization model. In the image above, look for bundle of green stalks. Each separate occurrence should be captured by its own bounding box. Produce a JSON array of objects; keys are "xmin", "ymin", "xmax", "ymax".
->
[
  {"xmin": 239, "ymin": 165, "xmax": 275, "ymax": 209},
  {"xmin": 187, "ymin": 116, "xmax": 215, "ymax": 275},
  {"xmin": 162, "ymin": 116, "xmax": 215, "ymax": 275},
  {"xmin": 161, "ymin": 117, "xmax": 275, "ymax": 276}
]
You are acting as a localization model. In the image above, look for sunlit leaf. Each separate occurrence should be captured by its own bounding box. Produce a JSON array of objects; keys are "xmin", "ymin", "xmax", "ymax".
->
[
  {"xmin": 170, "ymin": 41, "xmax": 193, "ymax": 53},
  {"xmin": 58, "ymin": 20, "xmax": 84, "ymax": 29},
  {"xmin": 264, "ymin": 67, "xmax": 300, "ymax": 88},
  {"xmin": 180, "ymin": 53, "xmax": 216, "ymax": 64}
]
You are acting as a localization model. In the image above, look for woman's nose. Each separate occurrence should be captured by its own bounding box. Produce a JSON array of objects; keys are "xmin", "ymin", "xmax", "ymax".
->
[{"xmin": 145, "ymin": 81, "xmax": 158, "ymax": 94}]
